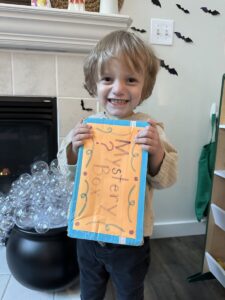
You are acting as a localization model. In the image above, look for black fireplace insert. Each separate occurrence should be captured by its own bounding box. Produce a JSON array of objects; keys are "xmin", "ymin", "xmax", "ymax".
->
[{"xmin": 0, "ymin": 96, "xmax": 58, "ymax": 194}]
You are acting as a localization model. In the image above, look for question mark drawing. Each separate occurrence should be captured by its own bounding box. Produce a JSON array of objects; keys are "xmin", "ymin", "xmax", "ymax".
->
[{"xmin": 96, "ymin": 141, "xmax": 114, "ymax": 151}]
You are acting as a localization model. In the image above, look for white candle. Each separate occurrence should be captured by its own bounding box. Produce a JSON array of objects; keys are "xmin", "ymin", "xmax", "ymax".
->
[{"xmin": 99, "ymin": 0, "xmax": 118, "ymax": 14}]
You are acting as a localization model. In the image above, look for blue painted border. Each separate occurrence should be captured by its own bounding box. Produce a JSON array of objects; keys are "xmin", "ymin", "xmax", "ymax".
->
[{"xmin": 68, "ymin": 118, "xmax": 148, "ymax": 246}]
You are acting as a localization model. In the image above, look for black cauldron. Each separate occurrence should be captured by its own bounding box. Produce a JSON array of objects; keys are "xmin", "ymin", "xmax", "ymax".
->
[{"xmin": 6, "ymin": 225, "xmax": 79, "ymax": 291}]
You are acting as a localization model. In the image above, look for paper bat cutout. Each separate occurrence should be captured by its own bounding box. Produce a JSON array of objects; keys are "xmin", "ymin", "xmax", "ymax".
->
[
  {"xmin": 80, "ymin": 99, "xmax": 93, "ymax": 112},
  {"xmin": 131, "ymin": 27, "xmax": 147, "ymax": 33},
  {"xmin": 176, "ymin": 4, "xmax": 190, "ymax": 14},
  {"xmin": 151, "ymin": 0, "xmax": 161, "ymax": 8},
  {"xmin": 201, "ymin": 7, "xmax": 220, "ymax": 16},
  {"xmin": 174, "ymin": 32, "xmax": 193, "ymax": 43},
  {"xmin": 160, "ymin": 59, "xmax": 178, "ymax": 76}
]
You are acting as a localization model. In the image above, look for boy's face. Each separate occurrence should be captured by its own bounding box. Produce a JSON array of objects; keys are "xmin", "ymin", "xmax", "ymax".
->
[{"xmin": 96, "ymin": 58, "xmax": 145, "ymax": 118}]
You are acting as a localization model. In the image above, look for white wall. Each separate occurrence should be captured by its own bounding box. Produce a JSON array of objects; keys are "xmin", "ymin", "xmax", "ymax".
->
[{"xmin": 120, "ymin": 0, "xmax": 225, "ymax": 237}]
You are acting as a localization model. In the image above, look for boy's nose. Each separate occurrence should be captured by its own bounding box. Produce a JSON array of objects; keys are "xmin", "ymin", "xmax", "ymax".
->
[{"xmin": 112, "ymin": 80, "xmax": 125, "ymax": 96}]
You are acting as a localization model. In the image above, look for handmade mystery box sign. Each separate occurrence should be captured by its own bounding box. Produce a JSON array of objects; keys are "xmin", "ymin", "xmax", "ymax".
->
[{"xmin": 68, "ymin": 118, "xmax": 148, "ymax": 246}]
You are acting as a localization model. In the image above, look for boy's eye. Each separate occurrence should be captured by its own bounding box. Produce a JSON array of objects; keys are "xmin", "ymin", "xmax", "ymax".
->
[
  {"xmin": 102, "ymin": 76, "xmax": 112, "ymax": 82},
  {"xmin": 127, "ymin": 78, "xmax": 137, "ymax": 83}
]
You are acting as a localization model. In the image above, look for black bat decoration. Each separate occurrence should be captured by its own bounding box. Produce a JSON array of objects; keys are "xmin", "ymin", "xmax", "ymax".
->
[
  {"xmin": 160, "ymin": 59, "xmax": 178, "ymax": 76},
  {"xmin": 80, "ymin": 99, "xmax": 93, "ymax": 112},
  {"xmin": 201, "ymin": 7, "xmax": 220, "ymax": 16},
  {"xmin": 131, "ymin": 27, "xmax": 147, "ymax": 33},
  {"xmin": 174, "ymin": 32, "xmax": 193, "ymax": 43},
  {"xmin": 152, "ymin": 0, "xmax": 161, "ymax": 8},
  {"xmin": 176, "ymin": 4, "xmax": 190, "ymax": 14}
]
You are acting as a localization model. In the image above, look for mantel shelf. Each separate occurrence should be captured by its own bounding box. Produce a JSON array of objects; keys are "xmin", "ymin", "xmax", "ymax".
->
[{"xmin": 0, "ymin": 4, "xmax": 132, "ymax": 53}]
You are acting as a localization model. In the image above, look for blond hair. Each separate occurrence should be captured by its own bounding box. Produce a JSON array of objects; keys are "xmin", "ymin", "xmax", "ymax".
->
[{"xmin": 83, "ymin": 30, "xmax": 159, "ymax": 102}]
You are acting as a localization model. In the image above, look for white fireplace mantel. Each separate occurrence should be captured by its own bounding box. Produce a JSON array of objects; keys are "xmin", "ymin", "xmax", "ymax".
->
[{"xmin": 0, "ymin": 4, "xmax": 132, "ymax": 53}]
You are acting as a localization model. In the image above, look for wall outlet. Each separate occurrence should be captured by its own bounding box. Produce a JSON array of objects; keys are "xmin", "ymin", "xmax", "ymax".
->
[{"xmin": 150, "ymin": 18, "xmax": 174, "ymax": 45}]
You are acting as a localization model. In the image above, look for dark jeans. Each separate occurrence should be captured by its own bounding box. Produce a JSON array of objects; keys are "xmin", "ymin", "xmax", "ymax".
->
[{"xmin": 76, "ymin": 237, "xmax": 150, "ymax": 300}]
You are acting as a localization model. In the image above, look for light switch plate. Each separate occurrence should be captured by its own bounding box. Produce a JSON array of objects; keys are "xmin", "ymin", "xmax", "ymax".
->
[{"xmin": 150, "ymin": 18, "xmax": 174, "ymax": 45}]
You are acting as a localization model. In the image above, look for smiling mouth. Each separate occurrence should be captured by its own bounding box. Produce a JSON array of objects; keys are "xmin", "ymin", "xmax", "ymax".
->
[{"xmin": 108, "ymin": 99, "xmax": 129, "ymax": 104}]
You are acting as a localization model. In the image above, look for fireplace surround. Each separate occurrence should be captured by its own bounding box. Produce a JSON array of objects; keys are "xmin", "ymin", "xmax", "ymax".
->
[
  {"xmin": 0, "ymin": 4, "xmax": 132, "ymax": 192},
  {"xmin": 0, "ymin": 4, "xmax": 132, "ymax": 53}
]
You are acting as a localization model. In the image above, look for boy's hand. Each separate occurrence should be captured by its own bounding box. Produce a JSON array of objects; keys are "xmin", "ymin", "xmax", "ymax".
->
[
  {"xmin": 135, "ymin": 119, "xmax": 165, "ymax": 176},
  {"xmin": 67, "ymin": 122, "xmax": 93, "ymax": 165},
  {"xmin": 71, "ymin": 122, "xmax": 93, "ymax": 153}
]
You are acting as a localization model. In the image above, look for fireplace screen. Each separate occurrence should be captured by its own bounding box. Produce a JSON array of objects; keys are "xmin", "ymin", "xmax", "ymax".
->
[{"xmin": 0, "ymin": 96, "xmax": 58, "ymax": 193}]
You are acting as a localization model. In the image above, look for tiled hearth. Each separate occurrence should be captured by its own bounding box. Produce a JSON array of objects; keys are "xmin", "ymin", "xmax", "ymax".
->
[
  {"xmin": 0, "ymin": 245, "xmax": 116, "ymax": 299},
  {"xmin": 0, "ymin": 4, "xmax": 132, "ymax": 299}
]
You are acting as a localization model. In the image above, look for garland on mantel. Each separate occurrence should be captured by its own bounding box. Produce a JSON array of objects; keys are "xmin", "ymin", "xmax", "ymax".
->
[
  {"xmin": 0, "ymin": 0, "xmax": 30, "ymax": 5},
  {"xmin": 51, "ymin": 0, "xmax": 124, "ymax": 11},
  {"xmin": 0, "ymin": 0, "xmax": 125, "ymax": 12}
]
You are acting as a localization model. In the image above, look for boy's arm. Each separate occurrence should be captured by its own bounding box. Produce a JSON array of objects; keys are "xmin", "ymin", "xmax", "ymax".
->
[
  {"xmin": 57, "ymin": 130, "xmax": 77, "ymax": 182},
  {"xmin": 57, "ymin": 122, "xmax": 93, "ymax": 181},
  {"xmin": 66, "ymin": 143, "xmax": 78, "ymax": 165},
  {"xmin": 147, "ymin": 125, "xmax": 178, "ymax": 189},
  {"xmin": 148, "ymin": 143, "xmax": 165, "ymax": 177}
]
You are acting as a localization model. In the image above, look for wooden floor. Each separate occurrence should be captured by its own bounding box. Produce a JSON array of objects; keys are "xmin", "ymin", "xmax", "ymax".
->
[
  {"xmin": 1, "ymin": 235, "xmax": 225, "ymax": 299},
  {"xmin": 145, "ymin": 235, "xmax": 225, "ymax": 300}
]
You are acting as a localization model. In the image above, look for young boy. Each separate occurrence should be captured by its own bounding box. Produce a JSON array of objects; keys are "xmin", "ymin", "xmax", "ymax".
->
[{"xmin": 58, "ymin": 30, "xmax": 178, "ymax": 300}]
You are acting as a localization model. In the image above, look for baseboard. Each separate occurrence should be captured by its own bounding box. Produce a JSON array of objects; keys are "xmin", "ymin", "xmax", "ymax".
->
[{"xmin": 151, "ymin": 219, "xmax": 207, "ymax": 239}]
